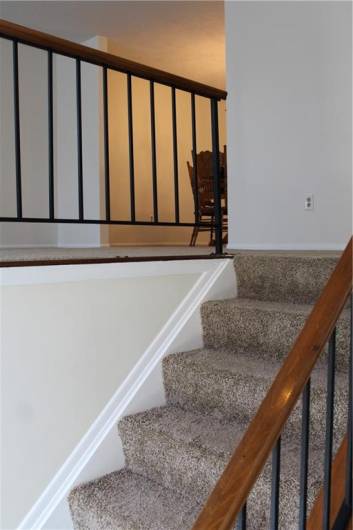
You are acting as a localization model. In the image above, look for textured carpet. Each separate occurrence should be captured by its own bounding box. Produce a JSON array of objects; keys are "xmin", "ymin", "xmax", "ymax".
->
[{"xmin": 69, "ymin": 252, "xmax": 348, "ymax": 530}]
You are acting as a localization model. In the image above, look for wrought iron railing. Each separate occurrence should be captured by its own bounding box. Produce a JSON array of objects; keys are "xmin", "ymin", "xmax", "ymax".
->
[
  {"xmin": 193, "ymin": 238, "xmax": 352, "ymax": 530},
  {"xmin": 0, "ymin": 19, "xmax": 227, "ymax": 253}
]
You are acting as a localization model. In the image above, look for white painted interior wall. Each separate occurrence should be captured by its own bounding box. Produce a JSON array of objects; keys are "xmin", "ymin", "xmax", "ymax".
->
[
  {"xmin": 1, "ymin": 268, "xmax": 199, "ymax": 528},
  {"xmin": 55, "ymin": 36, "xmax": 109, "ymax": 248},
  {"xmin": 226, "ymin": 1, "xmax": 352, "ymax": 250},
  {"xmin": 0, "ymin": 37, "xmax": 57, "ymax": 246},
  {"xmin": 0, "ymin": 35, "xmax": 110, "ymax": 248}
]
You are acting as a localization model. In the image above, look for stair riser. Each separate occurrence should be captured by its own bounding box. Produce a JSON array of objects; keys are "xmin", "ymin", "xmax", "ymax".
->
[
  {"xmin": 163, "ymin": 361, "xmax": 348, "ymax": 442},
  {"xmin": 119, "ymin": 424, "xmax": 225, "ymax": 502},
  {"xmin": 201, "ymin": 303, "xmax": 350, "ymax": 371},
  {"xmin": 68, "ymin": 469, "xmax": 201, "ymax": 530},
  {"xmin": 234, "ymin": 254, "xmax": 338, "ymax": 304}
]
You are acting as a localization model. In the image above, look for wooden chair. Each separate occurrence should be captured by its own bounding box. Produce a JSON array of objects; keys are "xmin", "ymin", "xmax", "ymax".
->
[{"xmin": 187, "ymin": 146, "xmax": 228, "ymax": 246}]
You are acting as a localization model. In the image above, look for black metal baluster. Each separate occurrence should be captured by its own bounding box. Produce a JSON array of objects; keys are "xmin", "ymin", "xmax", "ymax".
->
[
  {"xmin": 13, "ymin": 40, "xmax": 22, "ymax": 219},
  {"xmin": 150, "ymin": 81, "xmax": 158, "ymax": 222},
  {"xmin": 76, "ymin": 58, "xmax": 84, "ymax": 220},
  {"xmin": 191, "ymin": 93, "xmax": 199, "ymax": 224},
  {"xmin": 171, "ymin": 87, "xmax": 180, "ymax": 223},
  {"xmin": 270, "ymin": 436, "xmax": 281, "ymax": 530},
  {"xmin": 210, "ymin": 98, "xmax": 223, "ymax": 254},
  {"xmin": 103, "ymin": 66, "xmax": 110, "ymax": 222},
  {"xmin": 299, "ymin": 379, "xmax": 311, "ymax": 530},
  {"xmin": 237, "ymin": 502, "xmax": 247, "ymax": 530},
  {"xmin": 323, "ymin": 328, "xmax": 337, "ymax": 530},
  {"xmin": 48, "ymin": 50, "xmax": 54, "ymax": 220},
  {"xmin": 127, "ymin": 73, "xmax": 136, "ymax": 222}
]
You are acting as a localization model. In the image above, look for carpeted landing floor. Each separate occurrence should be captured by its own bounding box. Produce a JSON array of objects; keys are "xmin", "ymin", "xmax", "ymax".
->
[{"xmin": 68, "ymin": 252, "xmax": 349, "ymax": 530}]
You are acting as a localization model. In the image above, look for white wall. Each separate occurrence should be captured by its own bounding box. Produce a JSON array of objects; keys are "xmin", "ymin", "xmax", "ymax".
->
[
  {"xmin": 55, "ymin": 36, "xmax": 109, "ymax": 248},
  {"xmin": 0, "ymin": 265, "xmax": 201, "ymax": 528},
  {"xmin": 0, "ymin": 35, "xmax": 109, "ymax": 248},
  {"xmin": 226, "ymin": 1, "xmax": 352, "ymax": 250},
  {"xmin": 0, "ymin": 37, "xmax": 57, "ymax": 247}
]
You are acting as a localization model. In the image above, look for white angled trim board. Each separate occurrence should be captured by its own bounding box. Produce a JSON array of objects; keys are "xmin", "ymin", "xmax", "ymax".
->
[{"xmin": 17, "ymin": 259, "xmax": 230, "ymax": 530}]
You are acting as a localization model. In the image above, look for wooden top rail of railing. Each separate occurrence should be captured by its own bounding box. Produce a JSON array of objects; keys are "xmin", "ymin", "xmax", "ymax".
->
[
  {"xmin": 0, "ymin": 19, "xmax": 227, "ymax": 101},
  {"xmin": 192, "ymin": 237, "xmax": 353, "ymax": 530}
]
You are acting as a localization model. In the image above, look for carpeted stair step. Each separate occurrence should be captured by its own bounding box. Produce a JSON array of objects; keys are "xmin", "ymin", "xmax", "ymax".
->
[
  {"xmin": 162, "ymin": 348, "xmax": 348, "ymax": 443},
  {"xmin": 118, "ymin": 405, "xmax": 324, "ymax": 530},
  {"xmin": 68, "ymin": 469, "xmax": 201, "ymax": 530},
  {"xmin": 69, "ymin": 402, "xmax": 333, "ymax": 530},
  {"xmin": 201, "ymin": 298, "xmax": 350, "ymax": 371},
  {"xmin": 118, "ymin": 405, "xmax": 246, "ymax": 501},
  {"xmin": 233, "ymin": 252, "xmax": 338, "ymax": 304}
]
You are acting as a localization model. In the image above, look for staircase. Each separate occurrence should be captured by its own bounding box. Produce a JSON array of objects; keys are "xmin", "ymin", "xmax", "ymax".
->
[{"xmin": 68, "ymin": 252, "xmax": 350, "ymax": 530}]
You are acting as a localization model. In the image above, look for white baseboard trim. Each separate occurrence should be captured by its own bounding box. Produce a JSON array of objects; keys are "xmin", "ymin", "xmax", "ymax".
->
[
  {"xmin": 58, "ymin": 243, "xmax": 105, "ymax": 248},
  {"xmin": 0, "ymin": 243, "xmax": 205, "ymax": 249},
  {"xmin": 0, "ymin": 244, "xmax": 58, "ymax": 249},
  {"xmin": 17, "ymin": 259, "xmax": 230, "ymax": 530},
  {"xmin": 0, "ymin": 244, "xmax": 109, "ymax": 249},
  {"xmin": 227, "ymin": 242, "xmax": 345, "ymax": 251},
  {"xmin": 109, "ymin": 242, "xmax": 207, "ymax": 247}
]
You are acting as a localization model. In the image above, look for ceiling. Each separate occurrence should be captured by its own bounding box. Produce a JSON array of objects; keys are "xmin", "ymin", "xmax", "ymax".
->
[{"xmin": 0, "ymin": 1, "xmax": 225, "ymax": 89}]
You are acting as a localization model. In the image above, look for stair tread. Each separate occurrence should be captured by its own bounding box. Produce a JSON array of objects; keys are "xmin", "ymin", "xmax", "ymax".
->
[
  {"xmin": 163, "ymin": 348, "xmax": 348, "ymax": 440},
  {"xmin": 201, "ymin": 297, "xmax": 350, "ymax": 370},
  {"xmin": 68, "ymin": 469, "xmax": 201, "ymax": 530},
  {"xmin": 119, "ymin": 404, "xmax": 247, "ymax": 461},
  {"xmin": 204, "ymin": 296, "xmax": 314, "ymax": 313},
  {"xmin": 164, "ymin": 346, "xmax": 347, "ymax": 384},
  {"xmin": 204, "ymin": 296, "xmax": 350, "ymax": 319},
  {"xmin": 232, "ymin": 253, "xmax": 338, "ymax": 304},
  {"xmin": 119, "ymin": 402, "xmax": 325, "ymax": 478}
]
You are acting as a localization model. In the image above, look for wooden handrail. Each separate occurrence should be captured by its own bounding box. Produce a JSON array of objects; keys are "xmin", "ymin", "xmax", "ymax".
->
[
  {"xmin": 192, "ymin": 237, "xmax": 352, "ymax": 530},
  {"xmin": 0, "ymin": 19, "xmax": 227, "ymax": 100}
]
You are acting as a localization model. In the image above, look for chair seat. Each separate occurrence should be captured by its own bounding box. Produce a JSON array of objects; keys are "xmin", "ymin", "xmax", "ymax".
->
[{"xmin": 200, "ymin": 205, "xmax": 228, "ymax": 216}]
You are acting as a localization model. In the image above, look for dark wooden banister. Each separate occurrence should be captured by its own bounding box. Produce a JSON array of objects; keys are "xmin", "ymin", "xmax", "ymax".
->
[
  {"xmin": 192, "ymin": 237, "xmax": 352, "ymax": 530},
  {"xmin": 0, "ymin": 19, "xmax": 227, "ymax": 100}
]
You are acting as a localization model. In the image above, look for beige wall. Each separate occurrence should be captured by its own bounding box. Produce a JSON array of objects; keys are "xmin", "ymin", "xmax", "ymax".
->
[{"xmin": 107, "ymin": 39, "xmax": 226, "ymax": 246}]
